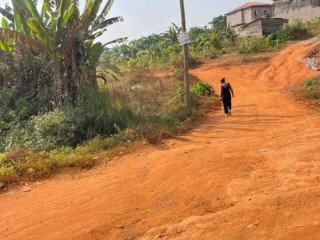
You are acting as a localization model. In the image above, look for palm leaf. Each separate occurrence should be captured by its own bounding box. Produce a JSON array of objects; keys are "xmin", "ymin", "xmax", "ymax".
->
[
  {"xmin": 41, "ymin": 0, "xmax": 54, "ymax": 26},
  {"xmin": 0, "ymin": 7, "xmax": 14, "ymax": 22},
  {"xmin": 0, "ymin": 27, "xmax": 44, "ymax": 51},
  {"xmin": 94, "ymin": 0, "xmax": 115, "ymax": 25},
  {"xmin": 63, "ymin": 3, "xmax": 80, "ymax": 25},
  {"xmin": 25, "ymin": 0, "xmax": 46, "ymax": 30},
  {"xmin": 100, "ymin": 61, "xmax": 122, "ymax": 76},
  {"xmin": 1, "ymin": 18, "xmax": 10, "ymax": 29},
  {"xmin": 0, "ymin": 40, "xmax": 9, "ymax": 51},
  {"xmin": 27, "ymin": 18, "xmax": 52, "ymax": 48},
  {"xmin": 12, "ymin": 0, "xmax": 30, "ymax": 34},
  {"xmin": 87, "ymin": 42, "xmax": 103, "ymax": 65},
  {"xmin": 89, "ymin": 29, "xmax": 106, "ymax": 39},
  {"xmin": 81, "ymin": 0, "xmax": 103, "ymax": 31},
  {"xmin": 90, "ymin": 16, "xmax": 123, "ymax": 33},
  {"xmin": 56, "ymin": 0, "xmax": 68, "ymax": 39},
  {"xmin": 103, "ymin": 37, "xmax": 127, "ymax": 47}
]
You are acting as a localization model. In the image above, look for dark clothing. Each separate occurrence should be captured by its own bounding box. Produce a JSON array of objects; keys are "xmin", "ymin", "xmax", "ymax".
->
[
  {"xmin": 220, "ymin": 83, "xmax": 232, "ymax": 114},
  {"xmin": 223, "ymin": 97, "xmax": 232, "ymax": 114},
  {"xmin": 221, "ymin": 83, "xmax": 232, "ymax": 99}
]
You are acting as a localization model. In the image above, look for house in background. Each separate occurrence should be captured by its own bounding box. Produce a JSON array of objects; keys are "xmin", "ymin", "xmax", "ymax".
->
[
  {"xmin": 225, "ymin": 2, "xmax": 273, "ymax": 33},
  {"xmin": 273, "ymin": 0, "xmax": 320, "ymax": 22}
]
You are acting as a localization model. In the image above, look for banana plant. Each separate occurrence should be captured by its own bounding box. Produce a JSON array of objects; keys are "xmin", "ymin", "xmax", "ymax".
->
[{"xmin": 0, "ymin": 0, "xmax": 126, "ymax": 105}]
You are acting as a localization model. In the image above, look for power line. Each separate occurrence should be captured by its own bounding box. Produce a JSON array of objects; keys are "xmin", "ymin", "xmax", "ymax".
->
[
  {"xmin": 127, "ymin": 11, "xmax": 180, "ymax": 39},
  {"xmin": 126, "ymin": 0, "xmax": 193, "ymax": 40},
  {"xmin": 186, "ymin": 13, "xmax": 208, "ymax": 27}
]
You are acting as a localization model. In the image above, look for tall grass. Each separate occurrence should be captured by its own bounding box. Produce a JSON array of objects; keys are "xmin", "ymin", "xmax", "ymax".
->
[{"xmin": 0, "ymin": 71, "xmax": 217, "ymax": 186}]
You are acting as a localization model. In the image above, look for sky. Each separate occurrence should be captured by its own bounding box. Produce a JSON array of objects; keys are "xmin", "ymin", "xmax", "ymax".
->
[{"xmin": 0, "ymin": 0, "xmax": 272, "ymax": 43}]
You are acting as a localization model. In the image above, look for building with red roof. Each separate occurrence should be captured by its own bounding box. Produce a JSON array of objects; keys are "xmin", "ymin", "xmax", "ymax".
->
[{"xmin": 225, "ymin": 2, "xmax": 273, "ymax": 32}]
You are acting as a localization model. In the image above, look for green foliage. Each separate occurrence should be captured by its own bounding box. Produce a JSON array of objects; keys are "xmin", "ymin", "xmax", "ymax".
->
[
  {"xmin": 0, "ymin": 165, "xmax": 17, "ymax": 183},
  {"xmin": 191, "ymin": 29, "xmax": 225, "ymax": 59},
  {"xmin": 209, "ymin": 15, "xmax": 227, "ymax": 32},
  {"xmin": 276, "ymin": 19, "xmax": 311, "ymax": 41},
  {"xmin": 192, "ymin": 81, "xmax": 214, "ymax": 96},
  {"xmin": 0, "ymin": 72, "xmax": 217, "ymax": 184},
  {"xmin": 304, "ymin": 78, "xmax": 320, "ymax": 88},
  {"xmin": 307, "ymin": 17, "xmax": 320, "ymax": 35},
  {"xmin": 0, "ymin": 0, "xmax": 124, "ymax": 107},
  {"xmin": 237, "ymin": 35, "xmax": 280, "ymax": 54},
  {"xmin": 105, "ymin": 17, "xmax": 320, "ymax": 70},
  {"xmin": 295, "ymin": 77, "xmax": 320, "ymax": 100},
  {"xmin": 29, "ymin": 88, "xmax": 136, "ymax": 150},
  {"xmin": 104, "ymin": 23, "xmax": 237, "ymax": 69}
]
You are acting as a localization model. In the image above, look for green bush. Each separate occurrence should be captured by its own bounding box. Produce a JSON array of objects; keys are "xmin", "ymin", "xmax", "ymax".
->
[
  {"xmin": 192, "ymin": 81, "xmax": 214, "ymax": 96},
  {"xmin": 295, "ymin": 77, "xmax": 320, "ymax": 99},
  {"xmin": 0, "ymin": 54, "xmax": 53, "ymax": 119},
  {"xmin": 303, "ymin": 78, "xmax": 320, "ymax": 88},
  {"xmin": 307, "ymin": 17, "xmax": 320, "ymax": 35},
  {"xmin": 237, "ymin": 36, "xmax": 277, "ymax": 54},
  {"xmin": 0, "ymin": 166, "xmax": 17, "ymax": 183},
  {"xmin": 31, "ymin": 109, "xmax": 77, "ymax": 149},
  {"xmin": 277, "ymin": 20, "xmax": 311, "ymax": 41},
  {"xmin": 29, "ymin": 88, "xmax": 137, "ymax": 150}
]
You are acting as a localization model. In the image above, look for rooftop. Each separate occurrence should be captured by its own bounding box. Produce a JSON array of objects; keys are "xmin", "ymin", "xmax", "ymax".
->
[{"xmin": 225, "ymin": 2, "xmax": 272, "ymax": 15}]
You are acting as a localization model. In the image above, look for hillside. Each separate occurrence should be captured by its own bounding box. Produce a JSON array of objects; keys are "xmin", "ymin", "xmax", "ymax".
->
[{"xmin": 0, "ymin": 41, "xmax": 320, "ymax": 240}]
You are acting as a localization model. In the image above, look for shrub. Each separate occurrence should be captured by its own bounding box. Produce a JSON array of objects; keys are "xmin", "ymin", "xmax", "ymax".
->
[
  {"xmin": 29, "ymin": 88, "xmax": 137, "ymax": 150},
  {"xmin": 307, "ymin": 17, "xmax": 320, "ymax": 35},
  {"xmin": 277, "ymin": 20, "xmax": 311, "ymax": 41},
  {"xmin": 303, "ymin": 78, "xmax": 320, "ymax": 88},
  {"xmin": 31, "ymin": 109, "xmax": 77, "ymax": 149},
  {"xmin": 295, "ymin": 77, "xmax": 320, "ymax": 99},
  {"xmin": 0, "ymin": 166, "xmax": 17, "ymax": 183},
  {"xmin": 237, "ymin": 36, "xmax": 274, "ymax": 54},
  {"xmin": 192, "ymin": 81, "xmax": 214, "ymax": 96},
  {"xmin": 173, "ymin": 68, "xmax": 184, "ymax": 80}
]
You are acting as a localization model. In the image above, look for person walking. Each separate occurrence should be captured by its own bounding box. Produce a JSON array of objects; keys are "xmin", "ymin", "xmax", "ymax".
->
[{"xmin": 220, "ymin": 78, "xmax": 234, "ymax": 116}]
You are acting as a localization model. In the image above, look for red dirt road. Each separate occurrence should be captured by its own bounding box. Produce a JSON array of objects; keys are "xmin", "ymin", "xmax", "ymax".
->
[{"xmin": 1, "ymin": 41, "xmax": 320, "ymax": 240}]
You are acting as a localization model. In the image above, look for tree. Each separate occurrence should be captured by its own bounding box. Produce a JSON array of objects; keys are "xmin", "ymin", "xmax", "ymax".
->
[
  {"xmin": 0, "ymin": 0, "xmax": 125, "ymax": 106},
  {"xmin": 209, "ymin": 15, "xmax": 227, "ymax": 32}
]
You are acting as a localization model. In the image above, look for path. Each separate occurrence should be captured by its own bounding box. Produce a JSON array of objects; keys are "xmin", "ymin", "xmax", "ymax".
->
[{"xmin": 0, "ymin": 41, "xmax": 320, "ymax": 240}]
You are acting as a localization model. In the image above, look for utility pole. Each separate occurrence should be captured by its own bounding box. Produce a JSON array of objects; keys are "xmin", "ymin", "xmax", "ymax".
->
[{"xmin": 179, "ymin": 0, "xmax": 191, "ymax": 113}]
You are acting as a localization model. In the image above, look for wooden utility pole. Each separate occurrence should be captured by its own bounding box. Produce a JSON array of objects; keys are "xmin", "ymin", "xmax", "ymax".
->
[{"xmin": 179, "ymin": 0, "xmax": 191, "ymax": 113}]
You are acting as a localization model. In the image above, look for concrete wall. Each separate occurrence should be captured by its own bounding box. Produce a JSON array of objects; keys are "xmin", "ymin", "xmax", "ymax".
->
[
  {"xmin": 251, "ymin": 6, "xmax": 273, "ymax": 20},
  {"xmin": 226, "ymin": 10, "xmax": 243, "ymax": 27},
  {"xmin": 273, "ymin": 0, "xmax": 320, "ymax": 22},
  {"xmin": 243, "ymin": 8, "xmax": 253, "ymax": 23},
  {"xmin": 261, "ymin": 18, "xmax": 288, "ymax": 34},
  {"xmin": 240, "ymin": 18, "xmax": 288, "ymax": 36},
  {"xmin": 240, "ymin": 20, "xmax": 263, "ymax": 36}
]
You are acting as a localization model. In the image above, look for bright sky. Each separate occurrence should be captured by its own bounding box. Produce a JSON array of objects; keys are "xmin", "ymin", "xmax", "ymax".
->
[{"xmin": 0, "ymin": 0, "xmax": 272, "ymax": 43}]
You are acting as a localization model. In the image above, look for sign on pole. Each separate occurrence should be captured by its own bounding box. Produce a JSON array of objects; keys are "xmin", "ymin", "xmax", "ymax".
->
[{"xmin": 178, "ymin": 32, "xmax": 191, "ymax": 45}]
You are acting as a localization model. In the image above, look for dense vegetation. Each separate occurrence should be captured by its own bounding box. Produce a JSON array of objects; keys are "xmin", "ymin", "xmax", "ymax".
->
[
  {"xmin": 104, "ymin": 17, "xmax": 320, "ymax": 69},
  {"xmin": 0, "ymin": 0, "xmax": 218, "ymax": 185}
]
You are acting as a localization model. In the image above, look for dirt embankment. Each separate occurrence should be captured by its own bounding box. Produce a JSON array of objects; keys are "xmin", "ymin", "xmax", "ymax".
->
[{"xmin": 0, "ymin": 41, "xmax": 320, "ymax": 240}]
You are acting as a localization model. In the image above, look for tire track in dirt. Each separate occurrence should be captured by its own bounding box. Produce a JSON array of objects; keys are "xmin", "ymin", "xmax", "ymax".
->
[{"xmin": 0, "ymin": 42, "xmax": 320, "ymax": 240}]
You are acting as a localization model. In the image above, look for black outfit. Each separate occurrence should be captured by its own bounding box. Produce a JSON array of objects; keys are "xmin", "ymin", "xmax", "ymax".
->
[{"xmin": 221, "ymin": 83, "xmax": 232, "ymax": 114}]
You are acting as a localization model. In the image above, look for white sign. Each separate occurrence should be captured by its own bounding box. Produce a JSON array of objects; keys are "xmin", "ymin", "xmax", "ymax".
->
[{"xmin": 178, "ymin": 32, "xmax": 191, "ymax": 45}]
